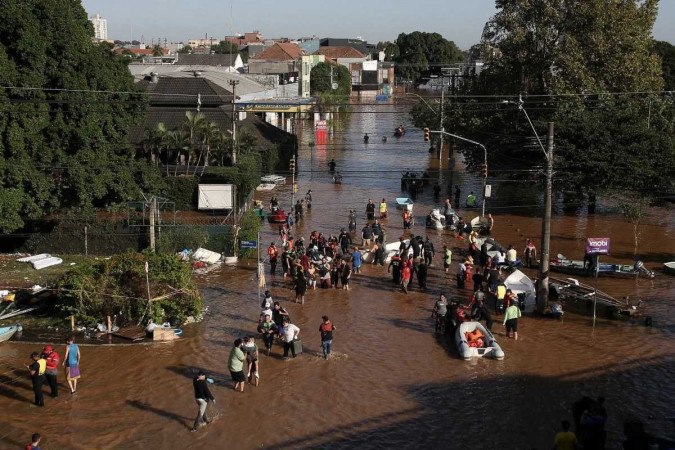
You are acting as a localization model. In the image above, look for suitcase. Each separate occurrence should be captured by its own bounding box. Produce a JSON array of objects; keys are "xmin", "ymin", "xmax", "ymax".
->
[{"xmin": 291, "ymin": 339, "xmax": 303, "ymax": 355}]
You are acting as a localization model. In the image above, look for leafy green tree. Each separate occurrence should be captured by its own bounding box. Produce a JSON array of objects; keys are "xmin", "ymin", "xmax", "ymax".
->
[
  {"xmin": 654, "ymin": 40, "xmax": 675, "ymax": 91},
  {"xmin": 177, "ymin": 44, "xmax": 192, "ymax": 54},
  {"xmin": 0, "ymin": 0, "xmax": 146, "ymax": 233},
  {"xmin": 310, "ymin": 62, "xmax": 351, "ymax": 96},
  {"xmin": 394, "ymin": 31, "xmax": 465, "ymax": 81},
  {"xmin": 414, "ymin": 0, "xmax": 673, "ymax": 199},
  {"xmin": 210, "ymin": 40, "xmax": 239, "ymax": 54},
  {"xmin": 377, "ymin": 41, "xmax": 400, "ymax": 61},
  {"xmin": 152, "ymin": 44, "xmax": 163, "ymax": 57}
]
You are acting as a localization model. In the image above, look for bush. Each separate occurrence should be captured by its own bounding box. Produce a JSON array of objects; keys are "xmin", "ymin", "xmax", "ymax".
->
[{"xmin": 58, "ymin": 251, "xmax": 202, "ymax": 327}]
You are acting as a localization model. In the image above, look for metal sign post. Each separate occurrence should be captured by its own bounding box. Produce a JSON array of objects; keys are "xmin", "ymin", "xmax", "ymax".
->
[{"xmin": 586, "ymin": 237, "xmax": 610, "ymax": 327}]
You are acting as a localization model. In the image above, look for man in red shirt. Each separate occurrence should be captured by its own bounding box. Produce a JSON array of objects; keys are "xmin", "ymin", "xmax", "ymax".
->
[{"xmin": 42, "ymin": 345, "xmax": 59, "ymax": 397}]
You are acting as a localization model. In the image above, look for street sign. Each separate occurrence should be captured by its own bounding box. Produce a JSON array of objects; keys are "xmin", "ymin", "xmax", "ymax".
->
[
  {"xmin": 240, "ymin": 240, "xmax": 258, "ymax": 249},
  {"xmin": 484, "ymin": 185, "xmax": 492, "ymax": 198},
  {"xmin": 586, "ymin": 237, "xmax": 610, "ymax": 255}
]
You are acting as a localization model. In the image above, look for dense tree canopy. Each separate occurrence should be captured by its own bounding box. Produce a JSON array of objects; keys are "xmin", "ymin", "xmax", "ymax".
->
[
  {"xmin": 210, "ymin": 40, "xmax": 239, "ymax": 55},
  {"xmin": 413, "ymin": 0, "xmax": 674, "ymax": 199},
  {"xmin": 654, "ymin": 40, "xmax": 675, "ymax": 91},
  {"xmin": 391, "ymin": 32, "xmax": 465, "ymax": 81},
  {"xmin": 0, "ymin": 0, "xmax": 147, "ymax": 233},
  {"xmin": 310, "ymin": 62, "xmax": 351, "ymax": 96}
]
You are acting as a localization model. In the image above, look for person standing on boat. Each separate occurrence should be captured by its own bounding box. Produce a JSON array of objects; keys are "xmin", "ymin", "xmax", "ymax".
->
[
  {"xmin": 41, "ymin": 345, "xmax": 59, "ymax": 398},
  {"xmin": 503, "ymin": 299, "xmax": 522, "ymax": 340},
  {"xmin": 27, "ymin": 352, "xmax": 46, "ymax": 407},
  {"xmin": 524, "ymin": 239, "xmax": 537, "ymax": 268},
  {"xmin": 366, "ymin": 199, "xmax": 375, "ymax": 221},
  {"xmin": 267, "ymin": 243, "xmax": 278, "ymax": 275},
  {"xmin": 62, "ymin": 335, "xmax": 80, "ymax": 394},
  {"xmin": 191, "ymin": 370, "xmax": 215, "ymax": 432},
  {"xmin": 379, "ymin": 198, "xmax": 388, "ymax": 219}
]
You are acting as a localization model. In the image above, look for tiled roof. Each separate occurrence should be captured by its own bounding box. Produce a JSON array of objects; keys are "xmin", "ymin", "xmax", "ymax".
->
[
  {"xmin": 252, "ymin": 43, "xmax": 306, "ymax": 61},
  {"xmin": 315, "ymin": 46, "xmax": 365, "ymax": 59},
  {"xmin": 176, "ymin": 54, "xmax": 238, "ymax": 66},
  {"xmin": 137, "ymin": 77, "xmax": 233, "ymax": 106}
]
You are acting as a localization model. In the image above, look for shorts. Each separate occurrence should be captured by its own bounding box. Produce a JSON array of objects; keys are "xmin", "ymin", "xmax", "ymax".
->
[
  {"xmin": 444, "ymin": 261, "xmax": 450, "ymax": 269},
  {"xmin": 402, "ymin": 279, "xmax": 409, "ymax": 287},
  {"xmin": 505, "ymin": 318, "xmax": 518, "ymax": 332},
  {"xmin": 230, "ymin": 370, "xmax": 246, "ymax": 382}
]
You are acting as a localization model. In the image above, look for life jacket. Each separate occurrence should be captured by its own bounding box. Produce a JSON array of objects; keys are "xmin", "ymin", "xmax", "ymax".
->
[
  {"xmin": 37, "ymin": 358, "xmax": 47, "ymax": 375},
  {"xmin": 320, "ymin": 322, "xmax": 332, "ymax": 333}
]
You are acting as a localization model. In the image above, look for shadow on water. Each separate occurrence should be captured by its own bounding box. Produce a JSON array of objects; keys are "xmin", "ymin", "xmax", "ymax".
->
[
  {"xmin": 126, "ymin": 400, "xmax": 192, "ymax": 430},
  {"xmin": 264, "ymin": 356, "xmax": 675, "ymax": 450}
]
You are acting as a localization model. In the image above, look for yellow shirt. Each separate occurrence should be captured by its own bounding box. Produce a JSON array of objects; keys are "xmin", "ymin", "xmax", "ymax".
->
[
  {"xmin": 37, "ymin": 358, "xmax": 47, "ymax": 375},
  {"xmin": 553, "ymin": 431, "xmax": 577, "ymax": 450},
  {"xmin": 379, "ymin": 202, "xmax": 387, "ymax": 213},
  {"xmin": 497, "ymin": 285, "xmax": 506, "ymax": 300}
]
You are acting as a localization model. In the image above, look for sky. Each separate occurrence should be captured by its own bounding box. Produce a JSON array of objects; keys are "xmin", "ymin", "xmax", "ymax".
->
[{"xmin": 81, "ymin": 0, "xmax": 675, "ymax": 49}]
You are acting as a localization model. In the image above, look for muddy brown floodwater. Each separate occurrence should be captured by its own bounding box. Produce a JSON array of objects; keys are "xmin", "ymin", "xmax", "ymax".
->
[{"xmin": 1, "ymin": 101, "xmax": 674, "ymax": 449}]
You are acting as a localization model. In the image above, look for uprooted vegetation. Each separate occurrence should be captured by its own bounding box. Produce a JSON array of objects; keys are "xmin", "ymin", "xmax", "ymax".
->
[{"xmin": 58, "ymin": 252, "xmax": 203, "ymax": 327}]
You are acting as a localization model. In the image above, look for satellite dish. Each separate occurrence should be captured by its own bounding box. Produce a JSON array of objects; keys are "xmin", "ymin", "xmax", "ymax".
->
[{"xmin": 331, "ymin": 82, "xmax": 338, "ymax": 90}]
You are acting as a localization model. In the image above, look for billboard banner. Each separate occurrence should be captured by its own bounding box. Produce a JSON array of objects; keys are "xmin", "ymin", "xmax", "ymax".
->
[{"xmin": 586, "ymin": 237, "xmax": 610, "ymax": 255}]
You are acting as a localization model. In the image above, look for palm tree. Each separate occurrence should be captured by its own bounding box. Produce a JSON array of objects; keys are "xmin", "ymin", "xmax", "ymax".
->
[
  {"xmin": 211, "ymin": 130, "xmax": 232, "ymax": 166},
  {"xmin": 198, "ymin": 121, "xmax": 220, "ymax": 176},
  {"xmin": 182, "ymin": 111, "xmax": 206, "ymax": 174},
  {"xmin": 166, "ymin": 129, "xmax": 189, "ymax": 175}
]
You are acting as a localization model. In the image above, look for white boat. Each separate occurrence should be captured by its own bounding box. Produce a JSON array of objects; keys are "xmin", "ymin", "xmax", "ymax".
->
[
  {"xmin": 664, "ymin": 261, "xmax": 675, "ymax": 275},
  {"xmin": 32, "ymin": 257, "xmax": 63, "ymax": 270},
  {"xmin": 395, "ymin": 197, "xmax": 414, "ymax": 211},
  {"xmin": 426, "ymin": 209, "xmax": 445, "ymax": 230},
  {"xmin": 260, "ymin": 174, "xmax": 286, "ymax": 184},
  {"xmin": 256, "ymin": 183, "xmax": 276, "ymax": 191},
  {"xmin": 504, "ymin": 269, "xmax": 536, "ymax": 312},
  {"xmin": 456, "ymin": 321, "xmax": 504, "ymax": 360},
  {"xmin": 17, "ymin": 254, "xmax": 51, "ymax": 263},
  {"xmin": 16, "ymin": 253, "xmax": 63, "ymax": 270},
  {"xmin": 192, "ymin": 248, "xmax": 222, "ymax": 265},
  {"xmin": 0, "ymin": 325, "xmax": 22, "ymax": 343}
]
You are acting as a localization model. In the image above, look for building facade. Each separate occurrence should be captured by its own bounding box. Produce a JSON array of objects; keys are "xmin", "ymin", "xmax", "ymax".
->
[{"xmin": 89, "ymin": 14, "xmax": 108, "ymax": 41}]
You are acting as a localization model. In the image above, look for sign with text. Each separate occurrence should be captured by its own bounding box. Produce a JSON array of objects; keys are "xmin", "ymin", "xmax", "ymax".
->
[
  {"xmin": 586, "ymin": 237, "xmax": 610, "ymax": 255},
  {"xmin": 240, "ymin": 240, "xmax": 258, "ymax": 249}
]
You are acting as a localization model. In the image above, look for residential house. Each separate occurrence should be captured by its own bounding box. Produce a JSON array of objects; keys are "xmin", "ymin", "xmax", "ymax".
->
[
  {"xmin": 247, "ymin": 43, "xmax": 307, "ymax": 84},
  {"xmin": 176, "ymin": 53, "xmax": 244, "ymax": 71},
  {"xmin": 224, "ymin": 31, "xmax": 264, "ymax": 47},
  {"xmin": 319, "ymin": 38, "xmax": 378, "ymax": 58},
  {"xmin": 315, "ymin": 46, "xmax": 367, "ymax": 69},
  {"xmin": 350, "ymin": 60, "xmax": 396, "ymax": 97},
  {"xmin": 298, "ymin": 54, "xmax": 325, "ymax": 98},
  {"xmin": 297, "ymin": 37, "xmax": 320, "ymax": 55}
]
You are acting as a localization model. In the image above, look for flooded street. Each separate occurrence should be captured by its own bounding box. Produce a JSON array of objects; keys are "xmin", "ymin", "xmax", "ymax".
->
[{"xmin": 1, "ymin": 101, "xmax": 674, "ymax": 449}]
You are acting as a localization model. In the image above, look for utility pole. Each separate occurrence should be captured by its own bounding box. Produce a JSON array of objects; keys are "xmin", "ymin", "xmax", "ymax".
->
[
  {"xmin": 438, "ymin": 85, "xmax": 445, "ymax": 161},
  {"xmin": 148, "ymin": 196, "xmax": 156, "ymax": 252},
  {"xmin": 537, "ymin": 122, "xmax": 554, "ymax": 312},
  {"xmin": 229, "ymin": 79, "xmax": 239, "ymax": 164}
]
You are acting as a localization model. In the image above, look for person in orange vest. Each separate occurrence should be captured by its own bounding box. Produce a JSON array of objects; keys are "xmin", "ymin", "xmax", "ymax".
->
[
  {"xmin": 42, "ymin": 345, "xmax": 60, "ymax": 397},
  {"xmin": 402, "ymin": 210, "xmax": 412, "ymax": 230},
  {"xmin": 267, "ymin": 242, "xmax": 279, "ymax": 275},
  {"xmin": 401, "ymin": 260, "xmax": 411, "ymax": 294},
  {"xmin": 27, "ymin": 352, "xmax": 46, "ymax": 406},
  {"xmin": 319, "ymin": 316, "xmax": 336, "ymax": 359}
]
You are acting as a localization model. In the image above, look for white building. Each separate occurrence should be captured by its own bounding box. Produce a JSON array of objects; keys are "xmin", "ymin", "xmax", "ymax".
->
[{"xmin": 89, "ymin": 14, "xmax": 108, "ymax": 41}]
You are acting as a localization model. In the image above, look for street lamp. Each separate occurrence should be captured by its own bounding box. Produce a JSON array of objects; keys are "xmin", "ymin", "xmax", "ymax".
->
[
  {"xmin": 503, "ymin": 95, "xmax": 554, "ymax": 312},
  {"xmin": 405, "ymin": 91, "xmax": 444, "ymax": 160},
  {"xmin": 429, "ymin": 130, "xmax": 488, "ymax": 216}
]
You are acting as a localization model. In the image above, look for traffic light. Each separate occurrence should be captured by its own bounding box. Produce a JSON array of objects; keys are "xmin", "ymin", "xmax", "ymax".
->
[
  {"xmin": 480, "ymin": 163, "xmax": 488, "ymax": 178},
  {"xmin": 423, "ymin": 128, "xmax": 430, "ymax": 142},
  {"xmin": 289, "ymin": 157, "xmax": 296, "ymax": 173}
]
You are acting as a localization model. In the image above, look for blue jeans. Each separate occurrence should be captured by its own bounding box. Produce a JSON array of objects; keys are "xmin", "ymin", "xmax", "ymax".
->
[{"xmin": 321, "ymin": 340, "xmax": 332, "ymax": 358}]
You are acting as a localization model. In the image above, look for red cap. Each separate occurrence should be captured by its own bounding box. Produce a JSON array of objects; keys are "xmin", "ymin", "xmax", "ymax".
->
[{"xmin": 43, "ymin": 345, "xmax": 53, "ymax": 353}]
